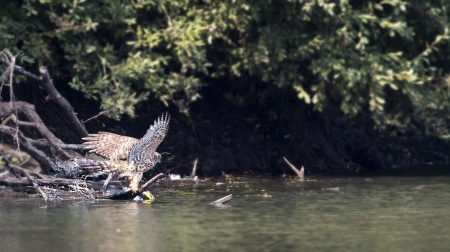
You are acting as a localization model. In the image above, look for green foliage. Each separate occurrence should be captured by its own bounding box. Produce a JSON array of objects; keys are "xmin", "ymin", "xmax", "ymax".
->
[{"xmin": 2, "ymin": 0, "xmax": 450, "ymax": 137}]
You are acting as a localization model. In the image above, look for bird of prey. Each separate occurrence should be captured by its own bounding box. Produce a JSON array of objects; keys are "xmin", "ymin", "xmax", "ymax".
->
[{"xmin": 75, "ymin": 113, "xmax": 170, "ymax": 193}]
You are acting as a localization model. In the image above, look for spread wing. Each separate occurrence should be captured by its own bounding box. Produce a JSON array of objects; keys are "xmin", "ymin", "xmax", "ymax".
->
[
  {"xmin": 128, "ymin": 113, "xmax": 170, "ymax": 165},
  {"xmin": 82, "ymin": 132, "xmax": 138, "ymax": 161}
]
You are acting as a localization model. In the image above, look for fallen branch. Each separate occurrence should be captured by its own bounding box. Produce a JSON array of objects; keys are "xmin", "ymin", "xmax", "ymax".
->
[
  {"xmin": 136, "ymin": 173, "xmax": 164, "ymax": 194},
  {"xmin": 40, "ymin": 66, "xmax": 88, "ymax": 137},
  {"xmin": 0, "ymin": 125, "xmax": 59, "ymax": 174},
  {"xmin": 0, "ymin": 49, "xmax": 88, "ymax": 138},
  {"xmin": 3, "ymin": 160, "xmax": 48, "ymax": 202},
  {"xmin": 209, "ymin": 194, "xmax": 232, "ymax": 205},
  {"xmin": 0, "ymin": 101, "xmax": 72, "ymax": 159},
  {"xmin": 283, "ymin": 157, "xmax": 304, "ymax": 180},
  {"xmin": 2, "ymin": 114, "xmax": 35, "ymax": 127}
]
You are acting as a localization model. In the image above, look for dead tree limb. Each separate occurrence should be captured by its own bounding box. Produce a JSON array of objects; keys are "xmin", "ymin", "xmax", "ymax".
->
[
  {"xmin": 37, "ymin": 66, "xmax": 88, "ymax": 137},
  {"xmin": 0, "ymin": 50, "xmax": 88, "ymax": 137},
  {"xmin": 0, "ymin": 101, "xmax": 72, "ymax": 159},
  {"xmin": 209, "ymin": 194, "xmax": 232, "ymax": 205},
  {"xmin": 81, "ymin": 107, "xmax": 116, "ymax": 124},
  {"xmin": 10, "ymin": 163, "xmax": 48, "ymax": 202},
  {"xmin": 136, "ymin": 173, "xmax": 164, "ymax": 194},
  {"xmin": 0, "ymin": 125, "xmax": 59, "ymax": 174},
  {"xmin": 2, "ymin": 114, "xmax": 36, "ymax": 127},
  {"xmin": 283, "ymin": 157, "xmax": 305, "ymax": 180},
  {"xmin": 1, "ymin": 156, "xmax": 48, "ymax": 202}
]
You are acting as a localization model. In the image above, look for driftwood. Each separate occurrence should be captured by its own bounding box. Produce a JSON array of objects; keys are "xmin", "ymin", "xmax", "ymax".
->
[
  {"xmin": 191, "ymin": 158, "xmax": 198, "ymax": 178},
  {"xmin": 3, "ymin": 160, "xmax": 48, "ymax": 202},
  {"xmin": 0, "ymin": 101, "xmax": 73, "ymax": 158},
  {"xmin": 137, "ymin": 173, "xmax": 165, "ymax": 194},
  {"xmin": 0, "ymin": 49, "xmax": 88, "ymax": 138},
  {"xmin": 0, "ymin": 125, "xmax": 60, "ymax": 174},
  {"xmin": 209, "ymin": 194, "xmax": 233, "ymax": 205},
  {"xmin": 283, "ymin": 157, "xmax": 305, "ymax": 180},
  {"xmin": 0, "ymin": 49, "xmax": 86, "ymax": 175}
]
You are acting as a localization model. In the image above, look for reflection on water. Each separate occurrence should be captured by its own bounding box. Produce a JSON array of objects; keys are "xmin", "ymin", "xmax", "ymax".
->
[{"xmin": 1, "ymin": 173, "xmax": 450, "ymax": 252}]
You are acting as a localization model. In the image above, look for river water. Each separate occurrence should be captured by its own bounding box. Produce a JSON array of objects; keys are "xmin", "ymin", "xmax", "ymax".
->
[{"xmin": 1, "ymin": 171, "xmax": 450, "ymax": 252}]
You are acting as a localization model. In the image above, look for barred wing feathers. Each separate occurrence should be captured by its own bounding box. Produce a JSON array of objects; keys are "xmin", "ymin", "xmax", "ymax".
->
[
  {"xmin": 128, "ymin": 113, "xmax": 170, "ymax": 165},
  {"xmin": 82, "ymin": 132, "xmax": 138, "ymax": 161},
  {"xmin": 75, "ymin": 158, "xmax": 129, "ymax": 173}
]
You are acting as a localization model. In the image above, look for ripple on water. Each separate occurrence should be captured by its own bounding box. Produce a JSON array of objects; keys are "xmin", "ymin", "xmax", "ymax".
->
[{"xmin": 0, "ymin": 174, "xmax": 450, "ymax": 252}]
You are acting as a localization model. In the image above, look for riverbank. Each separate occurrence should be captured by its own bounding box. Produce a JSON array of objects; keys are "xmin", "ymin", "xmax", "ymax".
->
[{"xmin": 5, "ymin": 76, "xmax": 449, "ymax": 178}]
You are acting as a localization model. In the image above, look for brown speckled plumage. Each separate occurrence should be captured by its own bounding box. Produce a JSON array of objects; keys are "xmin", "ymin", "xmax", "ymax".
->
[
  {"xmin": 76, "ymin": 113, "xmax": 170, "ymax": 191},
  {"xmin": 81, "ymin": 132, "xmax": 138, "ymax": 161},
  {"xmin": 127, "ymin": 113, "xmax": 170, "ymax": 172}
]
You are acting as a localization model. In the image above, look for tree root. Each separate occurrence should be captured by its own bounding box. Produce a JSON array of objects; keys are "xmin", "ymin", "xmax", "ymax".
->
[
  {"xmin": 0, "ymin": 125, "xmax": 60, "ymax": 174},
  {"xmin": 0, "ymin": 49, "xmax": 88, "ymax": 138},
  {"xmin": 0, "ymin": 101, "xmax": 73, "ymax": 159}
]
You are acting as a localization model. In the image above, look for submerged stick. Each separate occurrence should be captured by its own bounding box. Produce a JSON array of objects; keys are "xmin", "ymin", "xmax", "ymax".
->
[
  {"xmin": 209, "ymin": 194, "xmax": 232, "ymax": 205},
  {"xmin": 283, "ymin": 157, "xmax": 304, "ymax": 180},
  {"xmin": 191, "ymin": 158, "xmax": 198, "ymax": 178},
  {"xmin": 69, "ymin": 181, "xmax": 95, "ymax": 200},
  {"xmin": 136, "ymin": 173, "xmax": 164, "ymax": 194}
]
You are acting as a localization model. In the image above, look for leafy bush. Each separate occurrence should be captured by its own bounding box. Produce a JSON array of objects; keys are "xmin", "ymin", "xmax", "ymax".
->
[{"xmin": 2, "ymin": 0, "xmax": 450, "ymax": 137}]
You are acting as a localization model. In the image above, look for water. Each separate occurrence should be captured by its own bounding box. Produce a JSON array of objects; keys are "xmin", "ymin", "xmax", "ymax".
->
[{"xmin": 1, "ymin": 173, "xmax": 450, "ymax": 252}]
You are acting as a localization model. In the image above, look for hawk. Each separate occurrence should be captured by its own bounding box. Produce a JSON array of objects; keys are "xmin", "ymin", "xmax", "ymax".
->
[{"xmin": 75, "ymin": 113, "xmax": 170, "ymax": 193}]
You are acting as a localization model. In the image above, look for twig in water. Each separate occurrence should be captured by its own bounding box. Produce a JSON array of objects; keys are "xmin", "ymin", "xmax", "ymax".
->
[
  {"xmin": 69, "ymin": 180, "xmax": 95, "ymax": 200},
  {"xmin": 136, "ymin": 173, "xmax": 164, "ymax": 194},
  {"xmin": 283, "ymin": 157, "xmax": 304, "ymax": 180},
  {"xmin": 191, "ymin": 158, "xmax": 198, "ymax": 178},
  {"xmin": 3, "ymin": 159, "xmax": 48, "ymax": 202},
  {"xmin": 209, "ymin": 194, "xmax": 232, "ymax": 206}
]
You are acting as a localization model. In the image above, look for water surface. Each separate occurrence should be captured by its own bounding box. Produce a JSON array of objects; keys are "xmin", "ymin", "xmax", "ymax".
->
[{"xmin": 1, "ymin": 173, "xmax": 450, "ymax": 252}]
